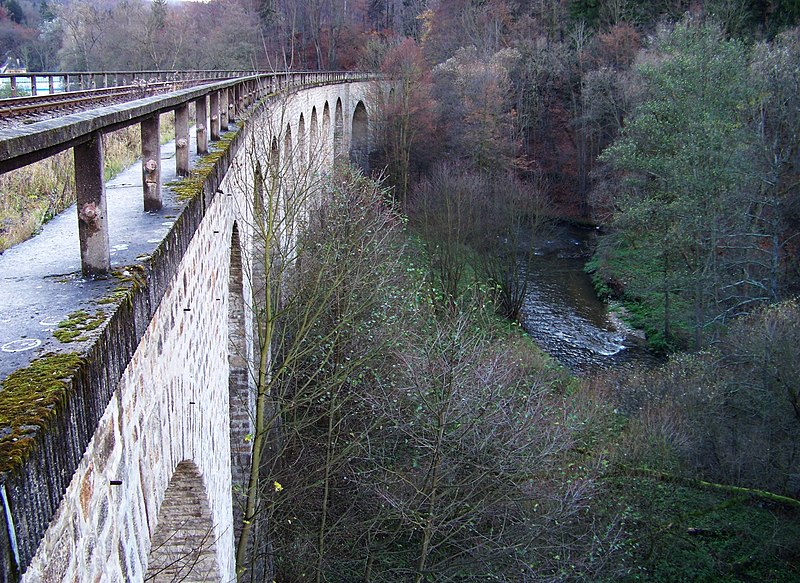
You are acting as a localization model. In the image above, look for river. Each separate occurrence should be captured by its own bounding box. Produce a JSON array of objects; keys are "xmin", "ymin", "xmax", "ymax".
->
[{"xmin": 519, "ymin": 223, "xmax": 655, "ymax": 373}]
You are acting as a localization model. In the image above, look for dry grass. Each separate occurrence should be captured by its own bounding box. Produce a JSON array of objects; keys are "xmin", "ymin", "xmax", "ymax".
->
[{"xmin": 0, "ymin": 112, "xmax": 177, "ymax": 252}]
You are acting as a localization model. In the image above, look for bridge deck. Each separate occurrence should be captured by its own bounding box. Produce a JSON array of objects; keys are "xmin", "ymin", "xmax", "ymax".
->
[{"xmin": 0, "ymin": 128, "xmax": 207, "ymax": 381}]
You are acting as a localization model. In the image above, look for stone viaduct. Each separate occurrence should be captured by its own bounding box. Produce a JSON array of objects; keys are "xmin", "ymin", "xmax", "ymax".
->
[{"xmin": 0, "ymin": 72, "xmax": 388, "ymax": 581}]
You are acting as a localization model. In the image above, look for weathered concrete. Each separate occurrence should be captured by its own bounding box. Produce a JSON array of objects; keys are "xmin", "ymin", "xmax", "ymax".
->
[
  {"xmin": 210, "ymin": 91, "xmax": 220, "ymax": 142},
  {"xmin": 175, "ymin": 104, "xmax": 190, "ymax": 177},
  {"xmin": 74, "ymin": 132, "xmax": 111, "ymax": 277},
  {"xmin": 196, "ymin": 96, "xmax": 208, "ymax": 155},
  {"xmin": 0, "ymin": 78, "xmax": 380, "ymax": 582},
  {"xmin": 141, "ymin": 115, "xmax": 162, "ymax": 212}
]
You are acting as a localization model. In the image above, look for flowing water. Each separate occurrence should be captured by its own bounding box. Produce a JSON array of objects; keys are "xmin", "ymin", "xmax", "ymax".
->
[{"xmin": 519, "ymin": 223, "xmax": 655, "ymax": 373}]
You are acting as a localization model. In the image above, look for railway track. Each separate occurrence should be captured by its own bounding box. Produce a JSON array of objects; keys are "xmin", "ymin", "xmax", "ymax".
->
[{"xmin": 0, "ymin": 78, "xmax": 225, "ymax": 128}]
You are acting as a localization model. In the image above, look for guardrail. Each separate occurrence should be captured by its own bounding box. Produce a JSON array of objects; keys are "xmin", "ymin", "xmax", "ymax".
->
[
  {"xmin": 0, "ymin": 70, "xmax": 377, "ymax": 278},
  {"xmin": 0, "ymin": 69, "xmax": 261, "ymax": 97}
]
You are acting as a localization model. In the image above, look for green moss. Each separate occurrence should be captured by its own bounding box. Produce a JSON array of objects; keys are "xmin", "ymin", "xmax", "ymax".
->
[
  {"xmin": 112, "ymin": 265, "xmax": 146, "ymax": 291},
  {"xmin": 0, "ymin": 353, "xmax": 83, "ymax": 474},
  {"xmin": 167, "ymin": 130, "xmax": 240, "ymax": 201},
  {"xmin": 53, "ymin": 309, "xmax": 106, "ymax": 343},
  {"xmin": 94, "ymin": 265, "xmax": 148, "ymax": 308}
]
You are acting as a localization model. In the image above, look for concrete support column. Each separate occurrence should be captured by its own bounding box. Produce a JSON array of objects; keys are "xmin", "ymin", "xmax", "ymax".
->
[
  {"xmin": 210, "ymin": 91, "xmax": 220, "ymax": 141},
  {"xmin": 141, "ymin": 115, "xmax": 161, "ymax": 211},
  {"xmin": 74, "ymin": 133, "xmax": 110, "ymax": 277},
  {"xmin": 220, "ymin": 89, "xmax": 229, "ymax": 132},
  {"xmin": 175, "ymin": 104, "xmax": 190, "ymax": 177},
  {"xmin": 228, "ymin": 87, "xmax": 236, "ymax": 123},
  {"xmin": 196, "ymin": 96, "xmax": 208, "ymax": 155}
]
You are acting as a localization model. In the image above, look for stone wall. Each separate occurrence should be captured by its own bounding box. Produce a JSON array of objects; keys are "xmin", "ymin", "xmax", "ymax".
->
[{"xmin": 7, "ymin": 80, "xmax": 377, "ymax": 582}]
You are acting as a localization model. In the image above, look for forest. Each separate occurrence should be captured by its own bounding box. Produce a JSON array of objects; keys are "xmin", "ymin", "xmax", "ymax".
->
[{"xmin": 2, "ymin": 0, "xmax": 800, "ymax": 581}]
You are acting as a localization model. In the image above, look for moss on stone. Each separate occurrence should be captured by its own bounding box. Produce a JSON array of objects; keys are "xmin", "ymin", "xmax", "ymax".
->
[
  {"xmin": 94, "ymin": 265, "xmax": 148, "ymax": 308},
  {"xmin": 53, "ymin": 309, "xmax": 106, "ymax": 343},
  {"xmin": 112, "ymin": 265, "xmax": 147, "ymax": 291},
  {"xmin": 168, "ymin": 131, "xmax": 240, "ymax": 201},
  {"xmin": 0, "ymin": 353, "xmax": 83, "ymax": 474}
]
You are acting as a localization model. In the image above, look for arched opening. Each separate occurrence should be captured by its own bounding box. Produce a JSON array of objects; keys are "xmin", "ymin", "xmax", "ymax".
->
[
  {"xmin": 333, "ymin": 97, "xmax": 344, "ymax": 162},
  {"xmin": 253, "ymin": 160, "xmax": 265, "ymax": 224},
  {"xmin": 322, "ymin": 101, "xmax": 331, "ymax": 165},
  {"xmin": 284, "ymin": 124, "xmax": 293, "ymax": 175},
  {"xmin": 144, "ymin": 461, "xmax": 220, "ymax": 582},
  {"xmin": 269, "ymin": 136, "xmax": 280, "ymax": 195},
  {"xmin": 350, "ymin": 100, "xmax": 369, "ymax": 173},
  {"xmin": 228, "ymin": 223, "xmax": 249, "ymax": 546},
  {"xmin": 309, "ymin": 107, "xmax": 318, "ymax": 162},
  {"xmin": 298, "ymin": 113, "xmax": 307, "ymax": 168},
  {"xmin": 388, "ymin": 87, "xmax": 396, "ymax": 103}
]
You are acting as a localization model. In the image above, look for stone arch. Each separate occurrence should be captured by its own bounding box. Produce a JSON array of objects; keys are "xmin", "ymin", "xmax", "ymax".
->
[
  {"xmin": 269, "ymin": 136, "xmax": 280, "ymax": 194},
  {"xmin": 284, "ymin": 123, "xmax": 293, "ymax": 174},
  {"xmin": 350, "ymin": 100, "xmax": 369, "ymax": 173},
  {"xmin": 227, "ymin": 223, "xmax": 249, "ymax": 545},
  {"xmin": 253, "ymin": 160, "xmax": 265, "ymax": 224},
  {"xmin": 144, "ymin": 461, "xmax": 220, "ymax": 582},
  {"xmin": 322, "ymin": 101, "xmax": 330, "ymax": 136},
  {"xmin": 333, "ymin": 97, "xmax": 344, "ymax": 162},
  {"xmin": 298, "ymin": 113, "xmax": 307, "ymax": 167},
  {"xmin": 309, "ymin": 107, "xmax": 318, "ymax": 159},
  {"xmin": 320, "ymin": 101, "xmax": 331, "ymax": 165}
]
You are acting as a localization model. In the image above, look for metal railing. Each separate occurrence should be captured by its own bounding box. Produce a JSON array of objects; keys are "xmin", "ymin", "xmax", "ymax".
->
[
  {"xmin": 0, "ymin": 70, "xmax": 378, "ymax": 276},
  {"xmin": 0, "ymin": 69, "xmax": 263, "ymax": 97}
]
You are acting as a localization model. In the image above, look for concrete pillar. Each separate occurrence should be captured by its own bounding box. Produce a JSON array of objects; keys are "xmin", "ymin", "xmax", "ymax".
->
[
  {"xmin": 196, "ymin": 96, "xmax": 208, "ymax": 155},
  {"xmin": 175, "ymin": 104, "xmax": 190, "ymax": 177},
  {"xmin": 228, "ymin": 87, "xmax": 236, "ymax": 123},
  {"xmin": 220, "ymin": 89, "xmax": 229, "ymax": 132},
  {"xmin": 210, "ymin": 91, "xmax": 220, "ymax": 141},
  {"xmin": 74, "ymin": 133, "xmax": 110, "ymax": 277},
  {"xmin": 141, "ymin": 115, "xmax": 161, "ymax": 211}
]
